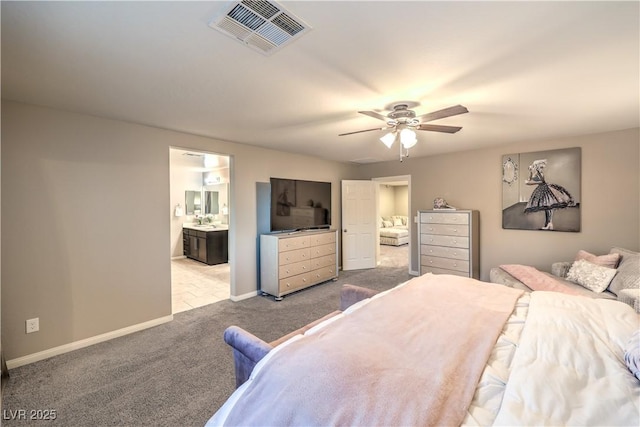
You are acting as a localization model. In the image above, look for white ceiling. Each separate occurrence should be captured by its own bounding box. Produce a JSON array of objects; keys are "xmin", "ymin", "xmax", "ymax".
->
[{"xmin": 2, "ymin": 1, "xmax": 638, "ymax": 164}]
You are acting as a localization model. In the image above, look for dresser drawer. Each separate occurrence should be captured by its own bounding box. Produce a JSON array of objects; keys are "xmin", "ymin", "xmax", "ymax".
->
[
  {"xmin": 310, "ymin": 231, "xmax": 336, "ymax": 246},
  {"xmin": 279, "ymin": 248, "xmax": 310, "ymax": 265},
  {"xmin": 421, "ymin": 245, "xmax": 469, "ymax": 260},
  {"xmin": 421, "ymin": 266, "xmax": 470, "ymax": 277},
  {"xmin": 279, "ymin": 260, "xmax": 311, "ymax": 279},
  {"xmin": 420, "ymin": 223, "xmax": 469, "ymax": 237},
  {"xmin": 279, "ymin": 272, "xmax": 313, "ymax": 293},
  {"xmin": 311, "ymin": 265, "xmax": 337, "ymax": 282},
  {"xmin": 279, "ymin": 235, "xmax": 311, "ymax": 252},
  {"xmin": 420, "ymin": 234, "xmax": 469, "ymax": 249},
  {"xmin": 421, "ymin": 255, "xmax": 469, "ymax": 273},
  {"xmin": 311, "ymin": 254, "xmax": 336, "ymax": 270},
  {"xmin": 420, "ymin": 212, "xmax": 469, "ymax": 225},
  {"xmin": 310, "ymin": 243, "xmax": 336, "ymax": 258}
]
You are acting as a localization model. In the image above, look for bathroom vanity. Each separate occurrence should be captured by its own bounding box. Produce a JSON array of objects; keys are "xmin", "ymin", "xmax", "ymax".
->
[{"xmin": 182, "ymin": 224, "xmax": 228, "ymax": 265}]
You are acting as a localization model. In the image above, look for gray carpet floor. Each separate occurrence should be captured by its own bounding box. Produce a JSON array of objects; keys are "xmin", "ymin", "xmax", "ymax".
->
[{"xmin": 2, "ymin": 245, "xmax": 411, "ymax": 426}]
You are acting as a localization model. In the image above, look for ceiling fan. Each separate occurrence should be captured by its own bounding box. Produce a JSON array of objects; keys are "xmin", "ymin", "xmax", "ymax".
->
[{"xmin": 339, "ymin": 102, "xmax": 469, "ymax": 161}]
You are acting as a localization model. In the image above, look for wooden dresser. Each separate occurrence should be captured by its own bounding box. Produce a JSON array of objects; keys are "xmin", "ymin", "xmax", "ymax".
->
[
  {"xmin": 260, "ymin": 229, "xmax": 338, "ymax": 300},
  {"xmin": 418, "ymin": 210, "xmax": 479, "ymax": 279}
]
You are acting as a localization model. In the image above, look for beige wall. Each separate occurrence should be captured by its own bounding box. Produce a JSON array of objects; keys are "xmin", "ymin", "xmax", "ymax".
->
[
  {"xmin": 378, "ymin": 185, "xmax": 409, "ymax": 218},
  {"xmin": 357, "ymin": 128, "xmax": 640, "ymax": 278},
  {"xmin": 393, "ymin": 186, "xmax": 408, "ymax": 216},
  {"xmin": 1, "ymin": 101, "xmax": 355, "ymax": 361}
]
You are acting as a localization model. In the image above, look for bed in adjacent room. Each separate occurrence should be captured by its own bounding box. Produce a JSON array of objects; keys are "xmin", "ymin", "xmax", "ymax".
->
[{"xmin": 207, "ymin": 273, "xmax": 640, "ymax": 426}]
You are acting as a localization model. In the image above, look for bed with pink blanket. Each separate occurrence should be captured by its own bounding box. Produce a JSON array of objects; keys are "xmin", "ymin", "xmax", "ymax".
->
[{"xmin": 207, "ymin": 274, "xmax": 640, "ymax": 426}]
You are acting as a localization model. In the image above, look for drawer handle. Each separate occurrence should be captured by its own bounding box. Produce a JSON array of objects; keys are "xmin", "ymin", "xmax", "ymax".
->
[
  {"xmin": 285, "ymin": 269, "xmax": 290, "ymax": 274},
  {"xmin": 303, "ymin": 278, "xmax": 307, "ymax": 282},
  {"xmin": 302, "ymin": 266, "xmax": 306, "ymax": 270}
]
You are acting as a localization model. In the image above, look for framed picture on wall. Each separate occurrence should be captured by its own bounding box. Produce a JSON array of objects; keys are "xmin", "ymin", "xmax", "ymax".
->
[{"xmin": 502, "ymin": 147, "xmax": 581, "ymax": 232}]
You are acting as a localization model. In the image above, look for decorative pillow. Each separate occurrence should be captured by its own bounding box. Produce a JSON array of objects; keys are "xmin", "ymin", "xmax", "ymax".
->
[
  {"xmin": 625, "ymin": 329, "xmax": 640, "ymax": 381},
  {"xmin": 382, "ymin": 220, "xmax": 393, "ymax": 228},
  {"xmin": 575, "ymin": 250, "xmax": 620, "ymax": 269},
  {"xmin": 393, "ymin": 217, "xmax": 403, "ymax": 227},
  {"xmin": 608, "ymin": 247, "xmax": 640, "ymax": 296},
  {"xmin": 566, "ymin": 259, "xmax": 618, "ymax": 293},
  {"xmin": 618, "ymin": 289, "xmax": 640, "ymax": 313}
]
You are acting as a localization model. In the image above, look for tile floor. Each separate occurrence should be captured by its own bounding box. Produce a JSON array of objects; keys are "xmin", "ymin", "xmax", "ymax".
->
[{"xmin": 171, "ymin": 257, "xmax": 230, "ymax": 313}]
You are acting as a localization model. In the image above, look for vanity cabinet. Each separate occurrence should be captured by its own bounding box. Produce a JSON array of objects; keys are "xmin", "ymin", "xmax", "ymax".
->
[
  {"xmin": 418, "ymin": 210, "xmax": 479, "ymax": 279},
  {"xmin": 260, "ymin": 229, "xmax": 338, "ymax": 300},
  {"xmin": 183, "ymin": 228, "xmax": 228, "ymax": 265}
]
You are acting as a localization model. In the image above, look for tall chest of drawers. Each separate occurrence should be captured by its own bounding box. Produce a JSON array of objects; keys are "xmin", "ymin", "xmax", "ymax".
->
[
  {"xmin": 418, "ymin": 210, "xmax": 479, "ymax": 279},
  {"xmin": 260, "ymin": 229, "xmax": 338, "ymax": 300}
]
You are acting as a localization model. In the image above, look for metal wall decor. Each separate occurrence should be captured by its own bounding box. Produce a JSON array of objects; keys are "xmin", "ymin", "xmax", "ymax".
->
[{"xmin": 502, "ymin": 147, "xmax": 581, "ymax": 232}]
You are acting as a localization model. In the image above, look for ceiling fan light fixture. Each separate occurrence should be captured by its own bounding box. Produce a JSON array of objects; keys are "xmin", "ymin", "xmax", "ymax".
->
[
  {"xmin": 400, "ymin": 128, "xmax": 417, "ymax": 149},
  {"xmin": 380, "ymin": 131, "xmax": 396, "ymax": 148}
]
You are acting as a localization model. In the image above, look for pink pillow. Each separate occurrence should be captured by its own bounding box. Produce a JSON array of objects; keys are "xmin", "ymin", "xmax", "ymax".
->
[{"xmin": 575, "ymin": 250, "xmax": 621, "ymax": 269}]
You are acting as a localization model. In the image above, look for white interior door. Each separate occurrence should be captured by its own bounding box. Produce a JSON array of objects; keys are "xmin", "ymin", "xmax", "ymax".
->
[{"xmin": 341, "ymin": 180, "xmax": 377, "ymax": 271}]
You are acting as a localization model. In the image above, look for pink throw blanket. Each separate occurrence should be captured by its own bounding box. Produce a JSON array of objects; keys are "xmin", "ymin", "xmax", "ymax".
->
[
  {"xmin": 500, "ymin": 264, "xmax": 582, "ymax": 296},
  {"xmin": 221, "ymin": 274, "xmax": 523, "ymax": 426}
]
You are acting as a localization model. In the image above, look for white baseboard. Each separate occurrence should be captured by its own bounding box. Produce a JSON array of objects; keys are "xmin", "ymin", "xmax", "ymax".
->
[
  {"xmin": 6, "ymin": 315, "xmax": 174, "ymax": 369},
  {"xmin": 230, "ymin": 290, "xmax": 258, "ymax": 302}
]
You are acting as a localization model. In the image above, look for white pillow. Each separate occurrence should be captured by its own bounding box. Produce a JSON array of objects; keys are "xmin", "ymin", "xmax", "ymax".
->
[
  {"xmin": 382, "ymin": 220, "xmax": 393, "ymax": 228},
  {"xmin": 566, "ymin": 259, "xmax": 617, "ymax": 293},
  {"xmin": 393, "ymin": 217, "xmax": 403, "ymax": 227}
]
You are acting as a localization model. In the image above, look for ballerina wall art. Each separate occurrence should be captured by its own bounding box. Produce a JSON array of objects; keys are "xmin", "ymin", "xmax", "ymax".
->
[{"xmin": 502, "ymin": 147, "xmax": 581, "ymax": 232}]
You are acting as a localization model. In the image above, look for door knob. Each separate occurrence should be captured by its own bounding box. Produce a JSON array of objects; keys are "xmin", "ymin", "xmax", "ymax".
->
[{"xmin": 343, "ymin": 229, "xmax": 347, "ymax": 232}]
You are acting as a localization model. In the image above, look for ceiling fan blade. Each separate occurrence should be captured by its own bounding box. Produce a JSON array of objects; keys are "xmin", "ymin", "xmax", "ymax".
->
[
  {"xmin": 415, "ymin": 124, "xmax": 463, "ymax": 133},
  {"xmin": 415, "ymin": 105, "xmax": 469, "ymax": 123},
  {"xmin": 358, "ymin": 110, "xmax": 388, "ymax": 121},
  {"xmin": 338, "ymin": 126, "xmax": 388, "ymax": 136}
]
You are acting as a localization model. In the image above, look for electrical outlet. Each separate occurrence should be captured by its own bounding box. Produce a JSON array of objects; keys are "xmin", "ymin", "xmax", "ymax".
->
[{"xmin": 26, "ymin": 318, "xmax": 39, "ymax": 334}]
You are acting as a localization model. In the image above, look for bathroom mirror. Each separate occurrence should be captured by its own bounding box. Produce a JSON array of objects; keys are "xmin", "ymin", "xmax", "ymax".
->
[
  {"xmin": 185, "ymin": 190, "xmax": 201, "ymax": 215},
  {"xmin": 204, "ymin": 191, "xmax": 219, "ymax": 215}
]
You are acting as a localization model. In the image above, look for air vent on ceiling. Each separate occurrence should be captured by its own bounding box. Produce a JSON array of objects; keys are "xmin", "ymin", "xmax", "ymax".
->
[{"xmin": 208, "ymin": 0, "xmax": 311, "ymax": 55}]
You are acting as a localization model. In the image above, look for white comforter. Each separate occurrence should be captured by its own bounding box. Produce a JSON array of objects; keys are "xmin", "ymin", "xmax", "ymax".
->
[
  {"xmin": 209, "ymin": 285, "xmax": 640, "ymax": 426},
  {"xmin": 492, "ymin": 291, "xmax": 639, "ymax": 426}
]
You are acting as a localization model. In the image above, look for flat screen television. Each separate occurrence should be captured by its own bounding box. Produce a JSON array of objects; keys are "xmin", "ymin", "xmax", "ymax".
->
[{"xmin": 270, "ymin": 177, "xmax": 332, "ymax": 232}]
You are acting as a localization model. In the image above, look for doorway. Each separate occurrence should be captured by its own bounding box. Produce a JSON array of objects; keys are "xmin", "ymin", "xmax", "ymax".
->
[
  {"xmin": 169, "ymin": 148, "xmax": 231, "ymax": 313},
  {"xmin": 373, "ymin": 176, "xmax": 411, "ymax": 274}
]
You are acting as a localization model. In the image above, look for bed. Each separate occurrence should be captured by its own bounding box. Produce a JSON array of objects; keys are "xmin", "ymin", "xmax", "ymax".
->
[
  {"xmin": 207, "ymin": 273, "xmax": 640, "ymax": 426},
  {"xmin": 380, "ymin": 215, "xmax": 409, "ymax": 246}
]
